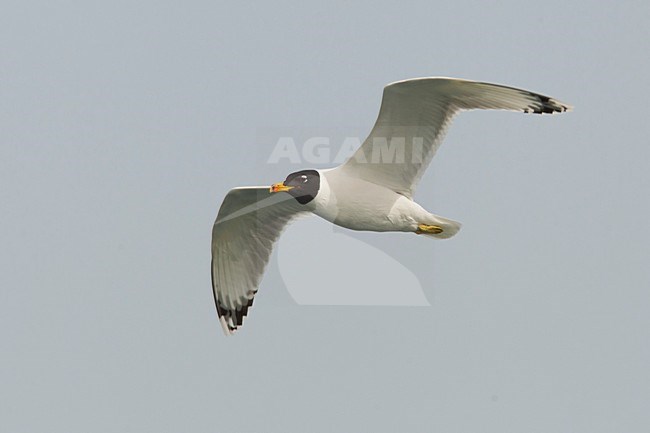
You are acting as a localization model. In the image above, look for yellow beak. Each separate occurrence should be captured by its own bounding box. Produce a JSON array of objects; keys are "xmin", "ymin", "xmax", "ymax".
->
[{"xmin": 270, "ymin": 182, "xmax": 294, "ymax": 193}]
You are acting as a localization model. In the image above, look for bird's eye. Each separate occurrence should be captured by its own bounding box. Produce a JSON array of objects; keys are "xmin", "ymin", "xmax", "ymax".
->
[{"xmin": 301, "ymin": 175, "xmax": 308, "ymax": 183}]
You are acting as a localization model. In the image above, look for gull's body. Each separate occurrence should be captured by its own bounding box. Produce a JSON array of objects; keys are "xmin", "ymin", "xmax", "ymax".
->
[
  {"xmin": 211, "ymin": 77, "xmax": 572, "ymax": 334},
  {"xmin": 312, "ymin": 167, "xmax": 461, "ymax": 237}
]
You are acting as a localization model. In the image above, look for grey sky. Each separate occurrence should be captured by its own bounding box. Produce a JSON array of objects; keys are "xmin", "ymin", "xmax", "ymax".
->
[{"xmin": 2, "ymin": 1, "xmax": 649, "ymax": 432}]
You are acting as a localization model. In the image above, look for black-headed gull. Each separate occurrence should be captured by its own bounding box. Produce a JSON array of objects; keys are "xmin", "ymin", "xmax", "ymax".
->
[{"xmin": 211, "ymin": 77, "xmax": 572, "ymax": 334}]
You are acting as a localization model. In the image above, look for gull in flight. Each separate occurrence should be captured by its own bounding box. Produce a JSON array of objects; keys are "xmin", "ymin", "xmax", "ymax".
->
[{"xmin": 211, "ymin": 77, "xmax": 572, "ymax": 334}]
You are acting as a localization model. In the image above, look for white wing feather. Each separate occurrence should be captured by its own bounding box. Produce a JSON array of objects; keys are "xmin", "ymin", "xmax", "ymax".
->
[
  {"xmin": 341, "ymin": 77, "xmax": 572, "ymax": 198},
  {"xmin": 211, "ymin": 187, "xmax": 304, "ymax": 335}
]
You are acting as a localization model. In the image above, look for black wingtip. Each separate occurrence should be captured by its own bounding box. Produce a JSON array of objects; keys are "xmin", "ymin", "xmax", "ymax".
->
[
  {"xmin": 214, "ymin": 295, "xmax": 256, "ymax": 336},
  {"xmin": 524, "ymin": 92, "xmax": 573, "ymax": 114}
]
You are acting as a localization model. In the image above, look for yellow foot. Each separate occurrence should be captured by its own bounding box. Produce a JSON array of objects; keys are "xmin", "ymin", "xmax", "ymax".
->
[{"xmin": 416, "ymin": 224, "xmax": 443, "ymax": 235}]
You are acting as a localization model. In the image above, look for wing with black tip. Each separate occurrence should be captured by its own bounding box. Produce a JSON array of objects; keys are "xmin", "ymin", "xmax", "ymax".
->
[
  {"xmin": 211, "ymin": 187, "xmax": 304, "ymax": 335},
  {"xmin": 342, "ymin": 77, "xmax": 572, "ymax": 198}
]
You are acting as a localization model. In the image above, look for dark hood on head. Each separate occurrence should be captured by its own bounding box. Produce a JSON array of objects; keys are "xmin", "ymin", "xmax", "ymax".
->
[{"xmin": 284, "ymin": 169, "xmax": 320, "ymax": 204}]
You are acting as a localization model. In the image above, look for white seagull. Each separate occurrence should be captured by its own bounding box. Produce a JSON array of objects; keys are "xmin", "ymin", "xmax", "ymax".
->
[{"xmin": 211, "ymin": 77, "xmax": 572, "ymax": 335}]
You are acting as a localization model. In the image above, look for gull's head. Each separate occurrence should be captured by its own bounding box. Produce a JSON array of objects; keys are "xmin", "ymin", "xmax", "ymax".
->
[{"xmin": 270, "ymin": 169, "xmax": 321, "ymax": 205}]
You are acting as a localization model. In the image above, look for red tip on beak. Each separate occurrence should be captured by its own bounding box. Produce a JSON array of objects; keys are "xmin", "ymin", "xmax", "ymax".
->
[{"xmin": 270, "ymin": 182, "xmax": 293, "ymax": 193}]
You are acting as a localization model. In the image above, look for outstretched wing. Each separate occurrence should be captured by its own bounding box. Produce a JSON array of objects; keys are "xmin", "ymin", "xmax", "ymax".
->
[
  {"xmin": 211, "ymin": 187, "xmax": 305, "ymax": 335},
  {"xmin": 341, "ymin": 77, "xmax": 572, "ymax": 198}
]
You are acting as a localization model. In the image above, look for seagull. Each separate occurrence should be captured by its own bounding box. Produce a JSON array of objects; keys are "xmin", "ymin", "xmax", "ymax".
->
[{"xmin": 211, "ymin": 77, "xmax": 572, "ymax": 335}]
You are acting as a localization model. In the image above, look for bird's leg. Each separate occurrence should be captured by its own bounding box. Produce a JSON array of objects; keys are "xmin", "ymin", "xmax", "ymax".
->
[{"xmin": 415, "ymin": 224, "xmax": 443, "ymax": 235}]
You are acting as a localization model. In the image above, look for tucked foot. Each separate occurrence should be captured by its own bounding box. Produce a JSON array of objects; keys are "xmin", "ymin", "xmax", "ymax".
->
[{"xmin": 416, "ymin": 224, "xmax": 443, "ymax": 235}]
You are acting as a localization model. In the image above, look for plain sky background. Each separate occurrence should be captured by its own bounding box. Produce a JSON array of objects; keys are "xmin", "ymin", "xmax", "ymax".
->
[{"xmin": 2, "ymin": 1, "xmax": 649, "ymax": 432}]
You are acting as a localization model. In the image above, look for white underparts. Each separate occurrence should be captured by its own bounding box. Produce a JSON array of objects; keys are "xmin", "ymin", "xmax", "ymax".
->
[{"xmin": 311, "ymin": 169, "xmax": 461, "ymax": 238}]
